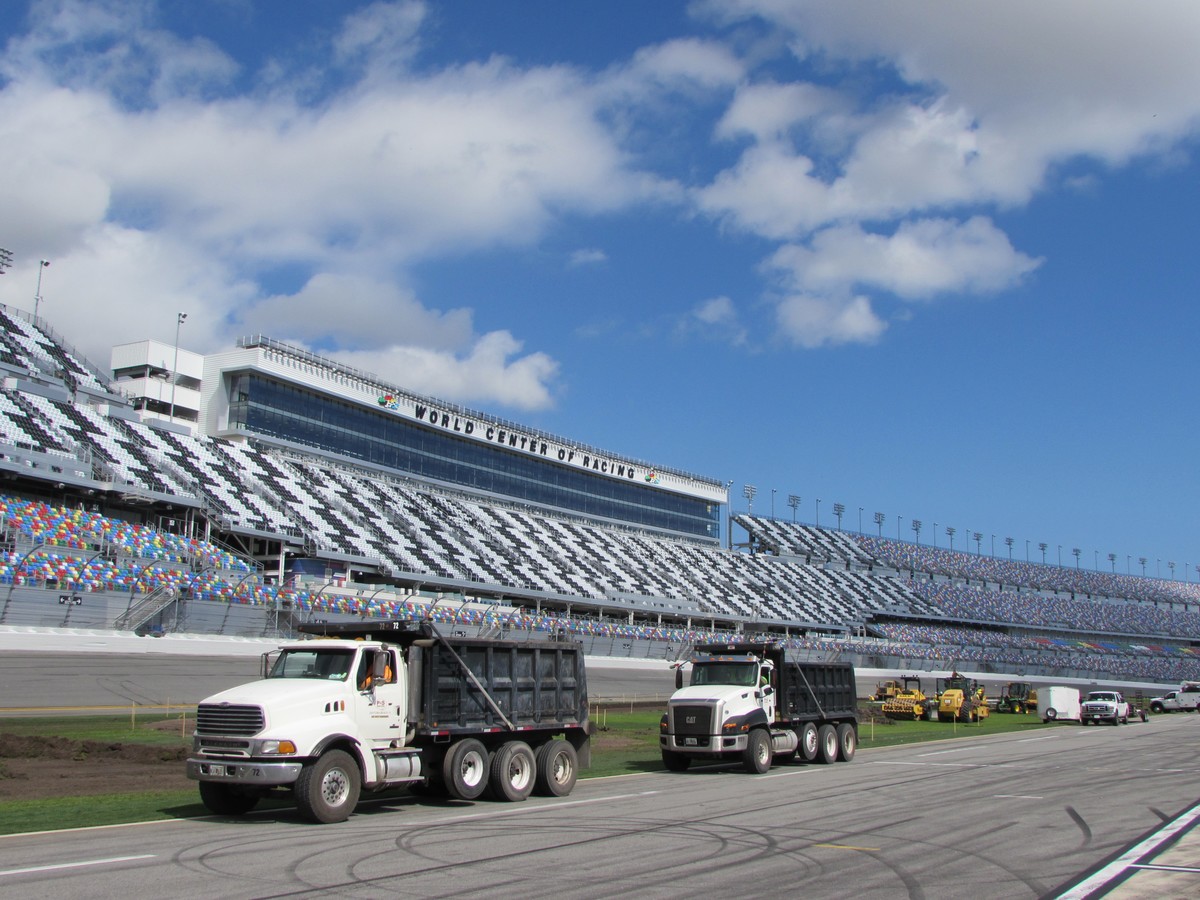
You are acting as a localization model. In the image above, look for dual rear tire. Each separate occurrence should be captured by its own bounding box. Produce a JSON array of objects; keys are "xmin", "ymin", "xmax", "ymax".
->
[{"xmin": 448, "ymin": 738, "xmax": 578, "ymax": 801}]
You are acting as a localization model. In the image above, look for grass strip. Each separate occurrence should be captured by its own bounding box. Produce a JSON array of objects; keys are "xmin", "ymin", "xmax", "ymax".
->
[{"xmin": 0, "ymin": 707, "xmax": 1056, "ymax": 834}]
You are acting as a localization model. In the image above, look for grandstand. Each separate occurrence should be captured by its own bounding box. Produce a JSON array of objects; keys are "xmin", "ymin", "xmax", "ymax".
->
[{"xmin": 0, "ymin": 301, "xmax": 1196, "ymax": 686}]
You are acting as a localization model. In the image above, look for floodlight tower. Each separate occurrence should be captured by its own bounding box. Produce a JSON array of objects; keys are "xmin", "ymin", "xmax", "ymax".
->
[
  {"xmin": 169, "ymin": 312, "xmax": 188, "ymax": 422},
  {"xmin": 33, "ymin": 259, "xmax": 49, "ymax": 320}
]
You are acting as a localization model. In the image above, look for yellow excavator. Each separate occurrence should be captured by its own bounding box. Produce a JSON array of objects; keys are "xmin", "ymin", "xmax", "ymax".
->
[{"xmin": 881, "ymin": 676, "xmax": 936, "ymax": 721}]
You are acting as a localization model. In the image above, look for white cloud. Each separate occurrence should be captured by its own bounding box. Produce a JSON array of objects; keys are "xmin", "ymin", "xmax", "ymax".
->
[
  {"xmin": 774, "ymin": 293, "xmax": 885, "ymax": 349},
  {"xmin": 241, "ymin": 274, "xmax": 473, "ymax": 352},
  {"xmin": 0, "ymin": 1, "xmax": 675, "ymax": 408},
  {"xmin": 682, "ymin": 294, "xmax": 747, "ymax": 346},
  {"xmin": 715, "ymin": 81, "xmax": 847, "ymax": 143},
  {"xmin": 770, "ymin": 217, "xmax": 1042, "ymax": 300},
  {"xmin": 338, "ymin": 330, "xmax": 559, "ymax": 410},
  {"xmin": 568, "ymin": 248, "xmax": 607, "ymax": 267},
  {"xmin": 333, "ymin": 0, "xmax": 426, "ymax": 75}
]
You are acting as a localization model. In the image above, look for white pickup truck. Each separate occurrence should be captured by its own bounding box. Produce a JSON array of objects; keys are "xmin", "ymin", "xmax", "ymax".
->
[
  {"xmin": 1149, "ymin": 683, "xmax": 1200, "ymax": 713},
  {"xmin": 1080, "ymin": 690, "xmax": 1130, "ymax": 725}
]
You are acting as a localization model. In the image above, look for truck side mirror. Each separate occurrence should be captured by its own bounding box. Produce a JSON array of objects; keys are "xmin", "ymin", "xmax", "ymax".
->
[{"xmin": 372, "ymin": 652, "xmax": 390, "ymax": 683}]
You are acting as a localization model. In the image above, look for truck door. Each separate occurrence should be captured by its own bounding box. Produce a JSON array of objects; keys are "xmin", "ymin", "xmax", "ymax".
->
[
  {"xmin": 759, "ymin": 662, "xmax": 777, "ymax": 724},
  {"xmin": 353, "ymin": 649, "xmax": 406, "ymax": 743}
]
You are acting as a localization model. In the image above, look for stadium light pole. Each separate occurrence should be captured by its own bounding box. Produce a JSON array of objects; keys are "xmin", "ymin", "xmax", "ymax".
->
[
  {"xmin": 1108, "ymin": 553, "xmax": 1117, "ymax": 573},
  {"xmin": 1169, "ymin": 561, "xmax": 1176, "ymax": 580},
  {"xmin": 770, "ymin": 488, "xmax": 776, "ymax": 518},
  {"xmin": 833, "ymin": 502, "xmax": 845, "ymax": 530},
  {"xmin": 1025, "ymin": 539, "xmax": 1030, "ymax": 562},
  {"xmin": 1072, "ymin": 547, "xmax": 1081, "ymax": 569},
  {"xmin": 0, "ymin": 247, "xmax": 12, "ymax": 277},
  {"xmin": 973, "ymin": 531, "xmax": 982, "ymax": 555},
  {"xmin": 946, "ymin": 525, "xmax": 955, "ymax": 550},
  {"xmin": 1139, "ymin": 556, "xmax": 1147, "ymax": 576},
  {"xmin": 911, "ymin": 519, "xmax": 922, "ymax": 545},
  {"xmin": 1005, "ymin": 536, "xmax": 1014, "ymax": 559},
  {"xmin": 991, "ymin": 534, "xmax": 996, "ymax": 556},
  {"xmin": 897, "ymin": 516, "xmax": 902, "ymax": 540},
  {"xmin": 743, "ymin": 483, "xmax": 756, "ymax": 514},
  {"xmin": 932, "ymin": 522, "xmax": 937, "ymax": 547},
  {"xmin": 1039, "ymin": 542, "xmax": 1047, "ymax": 564},
  {"xmin": 1094, "ymin": 550, "xmax": 1099, "ymax": 571},
  {"xmin": 170, "ymin": 312, "xmax": 187, "ymax": 422},
  {"xmin": 858, "ymin": 507, "xmax": 863, "ymax": 533},
  {"xmin": 33, "ymin": 259, "xmax": 50, "ymax": 320},
  {"xmin": 787, "ymin": 494, "xmax": 800, "ymax": 523},
  {"xmin": 874, "ymin": 511, "xmax": 884, "ymax": 536},
  {"xmin": 815, "ymin": 498, "xmax": 821, "ymax": 527}
]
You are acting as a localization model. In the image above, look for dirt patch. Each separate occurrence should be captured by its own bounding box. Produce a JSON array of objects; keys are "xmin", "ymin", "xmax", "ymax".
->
[{"xmin": 0, "ymin": 733, "xmax": 193, "ymax": 801}]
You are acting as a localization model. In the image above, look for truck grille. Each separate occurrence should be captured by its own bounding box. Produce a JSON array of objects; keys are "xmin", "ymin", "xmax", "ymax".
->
[
  {"xmin": 673, "ymin": 705, "xmax": 713, "ymax": 736},
  {"xmin": 196, "ymin": 703, "xmax": 264, "ymax": 736}
]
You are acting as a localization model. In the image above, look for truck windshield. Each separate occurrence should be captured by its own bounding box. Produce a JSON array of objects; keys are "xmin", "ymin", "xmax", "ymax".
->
[
  {"xmin": 1086, "ymin": 692, "xmax": 1116, "ymax": 702},
  {"xmin": 690, "ymin": 662, "xmax": 758, "ymax": 687},
  {"xmin": 268, "ymin": 648, "xmax": 355, "ymax": 681}
]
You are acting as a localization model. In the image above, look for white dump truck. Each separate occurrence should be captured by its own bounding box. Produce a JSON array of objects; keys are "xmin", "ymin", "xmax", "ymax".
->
[
  {"xmin": 186, "ymin": 620, "xmax": 590, "ymax": 823},
  {"xmin": 660, "ymin": 641, "xmax": 858, "ymax": 772}
]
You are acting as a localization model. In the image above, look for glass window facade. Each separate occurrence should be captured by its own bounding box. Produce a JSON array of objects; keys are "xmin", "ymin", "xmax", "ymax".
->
[{"xmin": 228, "ymin": 373, "xmax": 720, "ymax": 540}]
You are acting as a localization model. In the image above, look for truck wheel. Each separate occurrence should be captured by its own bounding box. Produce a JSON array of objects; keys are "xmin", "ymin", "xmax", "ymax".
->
[
  {"xmin": 295, "ymin": 750, "xmax": 360, "ymax": 824},
  {"xmin": 817, "ymin": 724, "xmax": 838, "ymax": 764},
  {"xmin": 487, "ymin": 741, "xmax": 535, "ymax": 802},
  {"xmin": 836, "ymin": 723, "xmax": 856, "ymax": 762},
  {"xmin": 742, "ymin": 729, "xmax": 771, "ymax": 774},
  {"xmin": 198, "ymin": 781, "xmax": 259, "ymax": 816},
  {"xmin": 661, "ymin": 750, "xmax": 691, "ymax": 773},
  {"xmin": 1044, "ymin": 707, "xmax": 1058, "ymax": 721},
  {"xmin": 1149, "ymin": 702, "xmax": 1163, "ymax": 713},
  {"xmin": 798, "ymin": 722, "xmax": 818, "ymax": 762},
  {"xmin": 535, "ymin": 740, "xmax": 579, "ymax": 795},
  {"xmin": 443, "ymin": 739, "xmax": 490, "ymax": 800}
]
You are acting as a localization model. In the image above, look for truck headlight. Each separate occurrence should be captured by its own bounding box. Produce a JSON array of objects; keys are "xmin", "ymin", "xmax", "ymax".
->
[{"xmin": 259, "ymin": 740, "xmax": 297, "ymax": 755}]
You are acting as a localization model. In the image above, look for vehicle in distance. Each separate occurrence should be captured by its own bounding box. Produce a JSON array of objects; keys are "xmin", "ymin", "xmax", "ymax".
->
[
  {"xmin": 1038, "ymin": 686, "xmax": 1081, "ymax": 724},
  {"xmin": 1148, "ymin": 683, "xmax": 1200, "ymax": 713},
  {"xmin": 1081, "ymin": 690, "xmax": 1130, "ymax": 725}
]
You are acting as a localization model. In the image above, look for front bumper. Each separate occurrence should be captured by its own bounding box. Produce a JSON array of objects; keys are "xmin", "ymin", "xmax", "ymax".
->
[
  {"xmin": 186, "ymin": 757, "xmax": 304, "ymax": 786},
  {"xmin": 661, "ymin": 733, "xmax": 747, "ymax": 754}
]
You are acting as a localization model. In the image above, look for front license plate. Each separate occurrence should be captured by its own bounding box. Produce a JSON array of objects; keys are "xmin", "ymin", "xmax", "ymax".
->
[
  {"xmin": 207, "ymin": 764, "xmax": 227, "ymax": 777},
  {"xmin": 684, "ymin": 738, "xmax": 697, "ymax": 746}
]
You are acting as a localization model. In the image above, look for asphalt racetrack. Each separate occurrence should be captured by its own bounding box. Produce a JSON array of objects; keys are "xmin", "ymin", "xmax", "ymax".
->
[
  {"xmin": 1, "ymin": 712, "xmax": 1199, "ymax": 898},
  {"xmin": 3, "ymin": 637, "xmax": 1200, "ymax": 897}
]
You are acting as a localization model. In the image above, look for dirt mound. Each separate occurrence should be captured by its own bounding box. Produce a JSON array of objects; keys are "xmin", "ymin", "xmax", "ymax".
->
[{"xmin": 0, "ymin": 733, "xmax": 193, "ymax": 801}]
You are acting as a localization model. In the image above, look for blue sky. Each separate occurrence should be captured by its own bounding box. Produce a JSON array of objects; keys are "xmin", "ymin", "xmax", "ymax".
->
[{"xmin": 0, "ymin": 1, "xmax": 1197, "ymax": 578}]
